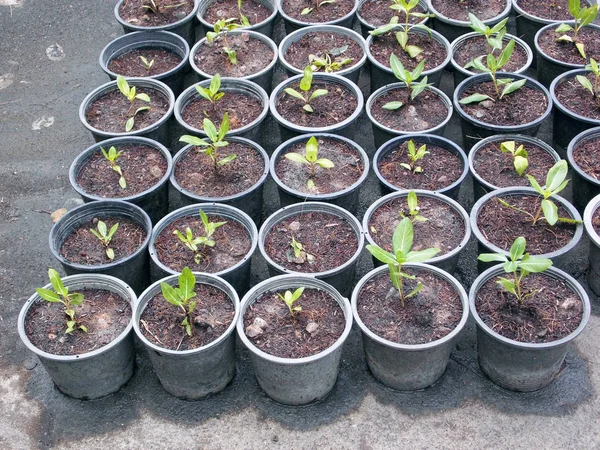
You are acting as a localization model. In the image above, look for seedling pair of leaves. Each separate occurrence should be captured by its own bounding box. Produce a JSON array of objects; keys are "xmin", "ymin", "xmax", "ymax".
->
[
  {"xmin": 284, "ymin": 136, "xmax": 334, "ymax": 190},
  {"xmin": 160, "ymin": 267, "xmax": 198, "ymax": 336},
  {"xmin": 576, "ymin": 58, "xmax": 600, "ymax": 106},
  {"xmin": 400, "ymin": 191, "xmax": 428, "ymax": 223},
  {"xmin": 301, "ymin": 0, "xmax": 336, "ymax": 15},
  {"xmin": 554, "ymin": 0, "xmax": 598, "ymax": 59},
  {"xmin": 278, "ymin": 287, "xmax": 304, "ymax": 316},
  {"xmin": 195, "ymin": 73, "xmax": 225, "ymax": 111},
  {"xmin": 139, "ymin": 56, "xmax": 155, "ymax": 71},
  {"xmin": 288, "ymin": 236, "xmax": 315, "ymax": 264},
  {"xmin": 308, "ymin": 45, "xmax": 353, "ymax": 73},
  {"xmin": 116, "ymin": 75, "xmax": 151, "ymax": 132},
  {"xmin": 179, "ymin": 113, "xmax": 236, "ymax": 171},
  {"xmin": 478, "ymin": 236, "xmax": 553, "ymax": 304},
  {"xmin": 500, "ymin": 141, "xmax": 528, "ymax": 177},
  {"xmin": 90, "ymin": 220, "xmax": 119, "ymax": 260},
  {"xmin": 36, "ymin": 268, "xmax": 87, "ymax": 334},
  {"xmin": 101, "ymin": 146, "xmax": 127, "ymax": 189},
  {"xmin": 284, "ymin": 66, "xmax": 328, "ymax": 113},
  {"xmin": 206, "ymin": 19, "xmax": 241, "ymax": 65},
  {"xmin": 465, "ymin": 14, "xmax": 509, "ymax": 70},
  {"xmin": 174, "ymin": 209, "xmax": 227, "ymax": 264},
  {"xmin": 382, "ymin": 56, "xmax": 431, "ymax": 111},
  {"xmin": 400, "ymin": 139, "xmax": 429, "ymax": 173}
]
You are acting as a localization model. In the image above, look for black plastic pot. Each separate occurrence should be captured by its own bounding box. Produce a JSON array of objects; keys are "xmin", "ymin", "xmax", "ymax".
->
[
  {"xmin": 79, "ymin": 78, "xmax": 175, "ymax": 146},
  {"xmin": 469, "ymin": 134, "xmax": 561, "ymax": 202},
  {"xmin": 114, "ymin": 0, "xmax": 200, "ymax": 46},
  {"xmin": 550, "ymin": 69, "xmax": 600, "ymax": 155},
  {"xmin": 356, "ymin": 0, "xmax": 428, "ymax": 38},
  {"xmin": 278, "ymin": 0, "xmax": 359, "ymax": 34},
  {"xmin": 373, "ymin": 134, "xmax": 469, "ymax": 201},
  {"xmin": 49, "ymin": 200, "xmax": 153, "ymax": 295},
  {"xmin": 170, "ymin": 137, "xmax": 269, "ymax": 225},
  {"xmin": 69, "ymin": 137, "xmax": 173, "ymax": 225},
  {"xmin": 583, "ymin": 193, "xmax": 600, "ymax": 296},
  {"xmin": 99, "ymin": 31, "xmax": 190, "ymax": 97},
  {"xmin": 453, "ymin": 72, "xmax": 553, "ymax": 151},
  {"xmin": 270, "ymin": 133, "xmax": 370, "ymax": 214},
  {"xmin": 149, "ymin": 203, "xmax": 258, "ymax": 295},
  {"xmin": 196, "ymin": 0, "xmax": 278, "ymax": 39},
  {"xmin": 366, "ymin": 83, "xmax": 453, "ymax": 150},
  {"xmin": 366, "ymin": 27, "xmax": 451, "ymax": 93},
  {"xmin": 567, "ymin": 127, "xmax": 600, "ymax": 213}
]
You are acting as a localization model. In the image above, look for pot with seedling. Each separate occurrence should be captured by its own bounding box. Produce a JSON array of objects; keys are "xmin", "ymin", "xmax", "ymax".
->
[
  {"xmin": 197, "ymin": 0, "xmax": 278, "ymax": 39},
  {"xmin": 133, "ymin": 267, "xmax": 239, "ymax": 399},
  {"xmin": 115, "ymin": 0, "xmax": 201, "ymax": 46},
  {"xmin": 567, "ymin": 127, "xmax": 600, "ymax": 212},
  {"xmin": 69, "ymin": 137, "xmax": 173, "ymax": 225},
  {"xmin": 80, "ymin": 76, "xmax": 175, "ymax": 146},
  {"xmin": 469, "ymin": 134, "xmax": 561, "ymax": 201},
  {"xmin": 583, "ymin": 193, "xmax": 600, "ymax": 295},
  {"xmin": 270, "ymin": 134, "xmax": 369, "ymax": 214},
  {"xmin": 367, "ymin": 56, "xmax": 453, "ymax": 148},
  {"xmin": 270, "ymin": 66, "xmax": 364, "ymax": 143},
  {"xmin": 357, "ymin": 0, "xmax": 429, "ymax": 38},
  {"xmin": 277, "ymin": 0, "xmax": 359, "ymax": 33},
  {"xmin": 172, "ymin": 114, "xmax": 269, "ymax": 224},
  {"xmin": 237, "ymin": 274, "xmax": 352, "ymax": 405},
  {"xmin": 472, "ymin": 236, "xmax": 590, "ymax": 391},
  {"xmin": 18, "ymin": 270, "xmax": 136, "ymax": 399},
  {"xmin": 471, "ymin": 160, "xmax": 584, "ymax": 274},
  {"xmin": 352, "ymin": 218, "xmax": 468, "ymax": 390},
  {"xmin": 534, "ymin": 0, "xmax": 600, "ymax": 88}
]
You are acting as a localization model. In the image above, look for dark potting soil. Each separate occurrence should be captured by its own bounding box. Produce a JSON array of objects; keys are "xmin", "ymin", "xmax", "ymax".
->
[
  {"xmin": 369, "ymin": 31, "xmax": 447, "ymax": 71},
  {"xmin": 554, "ymin": 74, "xmax": 600, "ymax": 120},
  {"xmin": 203, "ymin": 0, "xmax": 272, "ymax": 26},
  {"xmin": 154, "ymin": 214, "xmax": 251, "ymax": 273},
  {"xmin": 538, "ymin": 27, "xmax": 600, "ymax": 66},
  {"xmin": 181, "ymin": 91, "xmax": 263, "ymax": 130},
  {"xmin": 243, "ymin": 287, "xmax": 345, "ymax": 358},
  {"xmin": 139, "ymin": 283, "xmax": 234, "ymax": 351},
  {"xmin": 194, "ymin": 33, "xmax": 273, "ymax": 77},
  {"xmin": 107, "ymin": 48, "xmax": 182, "ymax": 77},
  {"xmin": 274, "ymin": 137, "xmax": 364, "ymax": 195},
  {"xmin": 459, "ymin": 82, "xmax": 548, "ymax": 126},
  {"xmin": 593, "ymin": 208, "xmax": 600, "ymax": 235},
  {"xmin": 263, "ymin": 211, "xmax": 358, "ymax": 273},
  {"xmin": 477, "ymin": 194, "xmax": 576, "ymax": 254},
  {"xmin": 368, "ymin": 196, "xmax": 465, "ymax": 257},
  {"xmin": 25, "ymin": 289, "xmax": 131, "ymax": 356},
  {"xmin": 475, "ymin": 272, "xmax": 583, "ymax": 343},
  {"xmin": 573, "ymin": 136, "xmax": 600, "ymax": 181},
  {"xmin": 517, "ymin": 0, "xmax": 589, "ymax": 21},
  {"xmin": 453, "ymin": 36, "xmax": 528, "ymax": 73},
  {"xmin": 430, "ymin": 0, "xmax": 506, "ymax": 21},
  {"xmin": 282, "ymin": 0, "xmax": 355, "ymax": 22},
  {"xmin": 85, "ymin": 88, "xmax": 170, "ymax": 133},
  {"xmin": 175, "ymin": 142, "xmax": 265, "ymax": 197},
  {"xmin": 473, "ymin": 140, "xmax": 557, "ymax": 189},
  {"xmin": 76, "ymin": 144, "xmax": 168, "ymax": 198},
  {"xmin": 358, "ymin": 0, "xmax": 427, "ymax": 28},
  {"xmin": 378, "ymin": 141, "xmax": 463, "ymax": 191},
  {"xmin": 371, "ymin": 87, "xmax": 448, "ymax": 132},
  {"xmin": 357, "ymin": 270, "xmax": 462, "ymax": 345},
  {"xmin": 276, "ymin": 80, "xmax": 357, "ymax": 128},
  {"xmin": 118, "ymin": 0, "xmax": 194, "ymax": 27},
  {"xmin": 60, "ymin": 217, "xmax": 147, "ymax": 265},
  {"xmin": 285, "ymin": 31, "xmax": 363, "ymax": 72}
]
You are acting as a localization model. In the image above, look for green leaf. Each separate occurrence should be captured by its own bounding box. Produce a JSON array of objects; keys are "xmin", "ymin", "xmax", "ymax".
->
[
  {"xmin": 179, "ymin": 135, "xmax": 210, "ymax": 146},
  {"xmin": 509, "ymin": 236, "xmax": 526, "ymax": 262},
  {"xmin": 542, "ymin": 199, "xmax": 559, "ymax": 225},
  {"xmin": 291, "ymin": 287, "xmax": 305, "ymax": 302},
  {"xmin": 36, "ymin": 288, "xmax": 62, "ymax": 303},
  {"xmin": 48, "ymin": 269, "xmax": 67, "ymax": 297},
  {"xmin": 514, "ymin": 155, "xmax": 529, "ymax": 176},
  {"xmin": 161, "ymin": 282, "xmax": 183, "ymax": 307},
  {"xmin": 580, "ymin": 5, "xmax": 598, "ymax": 27},
  {"xmin": 404, "ymin": 282, "xmax": 423, "ymax": 300},
  {"xmin": 459, "ymin": 93, "xmax": 493, "ymax": 104},
  {"xmin": 285, "ymin": 152, "xmax": 310, "ymax": 164},
  {"xmin": 210, "ymin": 74, "xmax": 221, "ymax": 95},
  {"xmin": 135, "ymin": 93, "xmax": 151, "ymax": 103},
  {"xmin": 218, "ymin": 113, "xmax": 230, "ymax": 141},
  {"xmin": 106, "ymin": 248, "xmax": 115, "ymax": 260},
  {"xmin": 468, "ymin": 13, "xmax": 487, "ymax": 35},
  {"xmin": 218, "ymin": 155, "xmax": 237, "ymax": 165},
  {"xmin": 300, "ymin": 7, "xmax": 313, "ymax": 14},
  {"xmin": 410, "ymin": 78, "xmax": 430, "ymax": 100},
  {"xmin": 305, "ymin": 136, "xmax": 319, "ymax": 162},
  {"xmin": 477, "ymin": 253, "xmax": 508, "ymax": 263},
  {"xmin": 107, "ymin": 223, "xmax": 119, "ymax": 240},
  {"xmin": 125, "ymin": 117, "xmax": 135, "ymax": 132},
  {"xmin": 497, "ymin": 39, "xmax": 515, "ymax": 68},
  {"xmin": 556, "ymin": 34, "xmax": 574, "ymax": 43},
  {"xmin": 383, "ymin": 101, "xmax": 404, "ymax": 110},
  {"xmin": 500, "ymin": 79, "xmax": 526, "ymax": 99},
  {"xmin": 116, "ymin": 75, "xmax": 130, "ymax": 97},
  {"xmin": 497, "ymin": 277, "xmax": 517, "ymax": 295},
  {"xmin": 134, "ymin": 106, "xmax": 151, "ymax": 116},
  {"xmin": 199, "ymin": 209, "xmax": 210, "ymax": 229},
  {"xmin": 546, "ymin": 160, "xmax": 568, "ymax": 193},
  {"xmin": 392, "ymin": 217, "xmax": 414, "ymax": 255},
  {"xmin": 519, "ymin": 254, "xmax": 553, "ymax": 273},
  {"xmin": 405, "ymin": 247, "xmax": 440, "ymax": 263},
  {"xmin": 178, "ymin": 267, "xmax": 196, "ymax": 299},
  {"xmin": 412, "ymin": 60, "xmax": 426, "ymax": 80},
  {"xmin": 405, "ymin": 45, "xmax": 423, "ymax": 58},
  {"xmin": 309, "ymin": 89, "xmax": 328, "ymax": 101},
  {"xmin": 555, "ymin": 23, "xmax": 574, "ymax": 33},
  {"xmin": 490, "ymin": 17, "xmax": 509, "ymax": 34},
  {"xmin": 396, "ymin": 31, "xmax": 408, "ymax": 49},
  {"xmin": 370, "ymin": 22, "xmax": 400, "ymax": 36},
  {"xmin": 315, "ymin": 158, "xmax": 334, "ymax": 168},
  {"xmin": 303, "ymin": 104, "xmax": 314, "ymax": 113},
  {"xmin": 366, "ymin": 244, "xmax": 398, "ymax": 265},
  {"xmin": 576, "ymin": 74, "xmax": 595, "ymax": 95},
  {"xmin": 500, "ymin": 141, "xmax": 515, "ymax": 154},
  {"xmin": 203, "ymin": 118, "xmax": 219, "ymax": 142},
  {"xmin": 284, "ymin": 88, "xmax": 305, "ymax": 101},
  {"xmin": 569, "ymin": 0, "xmax": 581, "ymax": 17},
  {"xmin": 407, "ymin": 191, "xmax": 418, "ymax": 213},
  {"xmin": 389, "ymin": 53, "xmax": 406, "ymax": 82},
  {"xmin": 300, "ymin": 66, "xmax": 313, "ymax": 91},
  {"xmin": 503, "ymin": 260, "xmax": 518, "ymax": 273},
  {"xmin": 526, "ymin": 174, "xmax": 545, "ymax": 196}
]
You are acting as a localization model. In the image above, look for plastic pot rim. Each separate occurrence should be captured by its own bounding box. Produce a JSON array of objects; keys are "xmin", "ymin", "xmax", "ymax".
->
[
  {"xmin": 535, "ymin": 22, "xmax": 600, "ymax": 70},
  {"xmin": 550, "ymin": 68, "xmax": 600, "ymax": 125},
  {"xmin": 114, "ymin": 0, "xmax": 200, "ymax": 32},
  {"xmin": 196, "ymin": 0, "xmax": 277, "ymax": 31},
  {"xmin": 511, "ymin": 0, "xmax": 595, "ymax": 25},
  {"xmin": 583, "ymin": 193, "xmax": 600, "ymax": 247},
  {"xmin": 427, "ymin": 0, "xmax": 511, "ymax": 26},
  {"xmin": 277, "ymin": 0, "xmax": 359, "ymax": 28}
]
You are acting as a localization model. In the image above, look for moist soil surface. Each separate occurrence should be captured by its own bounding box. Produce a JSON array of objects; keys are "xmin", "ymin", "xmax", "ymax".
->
[
  {"xmin": 378, "ymin": 141, "xmax": 463, "ymax": 191},
  {"xmin": 118, "ymin": 0, "xmax": 194, "ymax": 27},
  {"xmin": 369, "ymin": 31, "xmax": 447, "ymax": 71},
  {"xmin": 285, "ymin": 31, "xmax": 363, "ymax": 72},
  {"xmin": 368, "ymin": 196, "xmax": 465, "ymax": 257},
  {"xmin": 139, "ymin": 283, "xmax": 235, "ymax": 351},
  {"xmin": 154, "ymin": 214, "xmax": 251, "ymax": 273},
  {"xmin": 430, "ymin": 0, "xmax": 506, "ymax": 21},
  {"xmin": 453, "ymin": 36, "xmax": 528, "ymax": 73},
  {"xmin": 573, "ymin": 136, "xmax": 600, "ymax": 181},
  {"xmin": 459, "ymin": 82, "xmax": 548, "ymax": 126},
  {"xmin": 517, "ymin": 0, "xmax": 590, "ymax": 21},
  {"xmin": 60, "ymin": 217, "xmax": 147, "ymax": 265},
  {"xmin": 182, "ymin": 91, "xmax": 263, "ymax": 130},
  {"xmin": 175, "ymin": 142, "xmax": 265, "ymax": 198},
  {"xmin": 593, "ymin": 208, "xmax": 600, "ymax": 235},
  {"xmin": 244, "ymin": 287, "xmax": 345, "ymax": 358},
  {"xmin": 554, "ymin": 73, "xmax": 600, "ymax": 120},
  {"xmin": 475, "ymin": 272, "xmax": 583, "ymax": 343},
  {"xmin": 538, "ymin": 27, "xmax": 600, "ymax": 66},
  {"xmin": 263, "ymin": 211, "xmax": 358, "ymax": 273},
  {"xmin": 274, "ymin": 137, "xmax": 364, "ymax": 195},
  {"xmin": 477, "ymin": 194, "xmax": 576, "ymax": 254},
  {"xmin": 76, "ymin": 144, "xmax": 168, "ymax": 198},
  {"xmin": 282, "ymin": 0, "xmax": 355, "ymax": 22},
  {"xmin": 85, "ymin": 87, "xmax": 170, "ymax": 133},
  {"xmin": 276, "ymin": 81, "xmax": 357, "ymax": 128},
  {"xmin": 371, "ymin": 87, "xmax": 448, "ymax": 132},
  {"xmin": 107, "ymin": 48, "xmax": 182, "ymax": 77},
  {"xmin": 203, "ymin": 0, "xmax": 272, "ymax": 26},
  {"xmin": 473, "ymin": 140, "xmax": 557, "ymax": 189},
  {"xmin": 358, "ymin": 0, "xmax": 427, "ymax": 28},
  {"xmin": 194, "ymin": 33, "xmax": 273, "ymax": 77},
  {"xmin": 357, "ymin": 270, "xmax": 463, "ymax": 345},
  {"xmin": 25, "ymin": 289, "xmax": 131, "ymax": 356}
]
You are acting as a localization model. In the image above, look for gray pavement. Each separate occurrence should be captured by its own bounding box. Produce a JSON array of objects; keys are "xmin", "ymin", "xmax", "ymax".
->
[{"xmin": 0, "ymin": 1, "xmax": 599, "ymax": 449}]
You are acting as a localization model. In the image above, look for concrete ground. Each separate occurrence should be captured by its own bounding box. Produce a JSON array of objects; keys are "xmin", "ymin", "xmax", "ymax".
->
[{"xmin": 1, "ymin": 1, "xmax": 599, "ymax": 449}]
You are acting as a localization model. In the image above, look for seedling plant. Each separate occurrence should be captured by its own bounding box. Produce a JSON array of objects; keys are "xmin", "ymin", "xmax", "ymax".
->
[
  {"xmin": 499, "ymin": 141, "xmax": 528, "ymax": 176},
  {"xmin": 576, "ymin": 58, "xmax": 600, "ymax": 107},
  {"xmin": 554, "ymin": 0, "xmax": 598, "ymax": 59},
  {"xmin": 284, "ymin": 66, "xmax": 328, "ymax": 113},
  {"xmin": 308, "ymin": 45, "xmax": 353, "ymax": 73},
  {"xmin": 464, "ymin": 14, "xmax": 509, "ymax": 70},
  {"xmin": 101, "ymin": 145, "xmax": 127, "ymax": 189},
  {"xmin": 278, "ymin": 287, "xmax": 304, "ymax": 316},
  {"xmin": 284, "ymin": 136, "xmax": 334, "ymax": 190},
  {"xmin": 400, "ymin": 139, "xmax": 429, "ymax": 173},
  {"xmin": 206, "ymin": 19, "xmax": 242, "ymax": 65},
  {"xmin": 140, "ymin": 56, "xmax": 155, "ymax": 72},
  {"xmin": 90, "ymin": 220, "xmax": 119, "ymax": 260},
  {"xmin": 116, "ymin": 75, "xmax": 151, "ymax": 132},
  {"xmin": 174, "ymin": 209, "xmax": 227, "ymax": 264},
  {"xmin": 288, "ymin": 236, "xmax": 315, "ymax": 264},
  {"xmin": 160, "ymin": 267, "xmax": 198, "ymax": 336},
  {"xmin": 301, "ymin": 0, "xmax": 336, "ymax": 16},
  {"xmin": 382, "ymin": 56, "xmax": 430, "ymax": 111},
  {"xmin": 195, "ymin": 74, "xmax": 225, "ymax": 112},
  {"xmin": 400, "ymin": 191, "xmax": 428, "ymax": 223}
]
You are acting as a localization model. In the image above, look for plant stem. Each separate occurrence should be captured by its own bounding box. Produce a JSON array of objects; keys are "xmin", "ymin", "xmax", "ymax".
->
[
  {"xmin": 532, "ymin": 205, "xmax": 543, "ymax": 226},
  {"xmin": 491, "ymin": 71, "xmax": 500, "ymax": 99}
]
